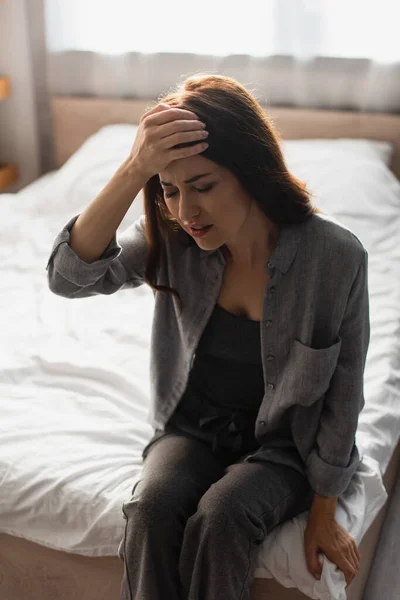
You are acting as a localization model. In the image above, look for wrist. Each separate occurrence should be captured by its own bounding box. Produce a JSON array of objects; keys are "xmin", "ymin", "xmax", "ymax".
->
[
  {"xmin": 119, "ymin": 157, "xmax": 150, "ymax": 185},
  {"xmin": 310, "ymin": 493, "xmax": 338, "ymax": 518}
]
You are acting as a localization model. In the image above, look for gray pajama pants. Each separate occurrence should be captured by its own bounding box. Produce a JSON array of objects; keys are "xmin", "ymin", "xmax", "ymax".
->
[{"xmin": 117, "ymin": 429, "xmax": 314, "ymax": 600}]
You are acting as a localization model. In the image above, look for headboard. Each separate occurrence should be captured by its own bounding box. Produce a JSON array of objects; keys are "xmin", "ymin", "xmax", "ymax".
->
[{"xmin": 51, "ymin": 96, "xmax": 400, "ymax": 180}]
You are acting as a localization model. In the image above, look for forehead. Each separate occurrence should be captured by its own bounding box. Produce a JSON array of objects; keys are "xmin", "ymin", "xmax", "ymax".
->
[{"xmin": 159, "ymin": 156, "xmax": 218, "ymax": 184}]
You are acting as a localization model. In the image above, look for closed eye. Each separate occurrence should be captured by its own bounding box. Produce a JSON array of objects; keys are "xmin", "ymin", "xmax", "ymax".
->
[{"xmin": 164, "ymin": 183, "xmax": 214, "ymax": 199}]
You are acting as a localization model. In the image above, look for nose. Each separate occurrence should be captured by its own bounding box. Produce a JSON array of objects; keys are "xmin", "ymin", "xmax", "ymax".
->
[{"xmin": 178, "ymin": 195, "xmax": 201, "ymax": 225}]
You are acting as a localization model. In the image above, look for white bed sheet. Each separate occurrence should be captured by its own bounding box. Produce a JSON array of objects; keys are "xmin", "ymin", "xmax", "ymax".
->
[{"xmin": 1, "ymin": 129, "xmax": 399, "ymax": 600}]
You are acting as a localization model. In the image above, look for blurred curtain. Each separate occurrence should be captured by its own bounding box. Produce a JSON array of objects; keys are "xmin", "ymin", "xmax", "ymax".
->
[
  {"xmin": 44, "ymin": 0, "xmax": 400, "ymax": 62},
  {"xmin": 27, "ymin": 0, "xmax": 400, "ymax": 175},
  {"xmin": 23, "ymin": 0, "xmax": 54, "ymax": 175},
  {"xmin": 42, "ymin": 0, "xmax": 400, "ymax": 111}
]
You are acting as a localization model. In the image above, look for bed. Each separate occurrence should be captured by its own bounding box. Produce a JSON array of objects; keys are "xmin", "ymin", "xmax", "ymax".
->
[{"xmin": 1, "ymin": 97, "xmax": 400, "ymax": 600}]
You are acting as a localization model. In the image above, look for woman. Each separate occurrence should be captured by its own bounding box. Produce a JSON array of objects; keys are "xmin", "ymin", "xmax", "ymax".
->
[{"xmin": 47, "ymin": 74, "xmax": 368, "ymax": 600}]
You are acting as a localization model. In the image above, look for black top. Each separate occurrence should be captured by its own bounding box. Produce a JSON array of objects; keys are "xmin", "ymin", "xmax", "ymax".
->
[{"xmin": 166, "ymin": 303, "xmax": 284, "ymax": 456}]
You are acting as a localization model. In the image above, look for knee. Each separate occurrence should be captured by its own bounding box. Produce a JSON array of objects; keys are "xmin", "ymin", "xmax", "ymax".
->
[
  {"xmin": 185, "ymin": 485, "xmax": 267, "ymax": 543},
  {"xmin": 190, "ymin": 484, "xmax": 245, "ymax": 533},
  {"xmin": 122, "ymin": 475, "xmax": 182, "ymax": 526}
]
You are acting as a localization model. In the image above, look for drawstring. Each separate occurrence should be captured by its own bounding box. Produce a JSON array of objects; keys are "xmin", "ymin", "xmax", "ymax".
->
[{"xmin": 199, "ymin": 410, "xmax": 244, "ymax": 454}]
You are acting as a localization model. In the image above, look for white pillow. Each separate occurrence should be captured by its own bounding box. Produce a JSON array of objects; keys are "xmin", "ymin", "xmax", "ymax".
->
[
  {"xmin": 50, "ymin": 124, "xmax": 144, "ymax": 227},
  {"xmin": 280, "ymin": 138, "xmax": 394, "ymax": 167}
]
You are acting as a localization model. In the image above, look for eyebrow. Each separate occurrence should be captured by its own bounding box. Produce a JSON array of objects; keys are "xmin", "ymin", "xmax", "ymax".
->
[{"xmin": 160, "ymin": 172, "xmax": 213, "ymax": 187}]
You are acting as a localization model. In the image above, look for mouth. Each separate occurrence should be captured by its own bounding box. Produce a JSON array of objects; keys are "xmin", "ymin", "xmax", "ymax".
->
[{"xmin": 188, "ymin": 224, "xmax": 213, "ymax": 237}]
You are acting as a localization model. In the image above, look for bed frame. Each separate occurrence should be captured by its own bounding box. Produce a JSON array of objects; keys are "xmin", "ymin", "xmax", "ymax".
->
[
  {"xmin": 1, "ymin": 97, "xmax": 400, "ymax": 600},
  {"xmin": 49, "ymin": 97, "xmax": 400, "ymax": 178}
]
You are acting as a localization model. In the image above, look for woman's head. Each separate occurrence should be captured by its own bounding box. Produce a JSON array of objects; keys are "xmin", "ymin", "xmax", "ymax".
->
[
  {"xmin": 159, "ymin": 153, "xmax": 273, "ymax": 261},
  {"xmin": 142, "ymin": 73, "xmax": 319, "ymax": 312}
]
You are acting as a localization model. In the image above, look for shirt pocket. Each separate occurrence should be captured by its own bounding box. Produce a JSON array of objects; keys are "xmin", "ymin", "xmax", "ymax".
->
[{"xmin": 281, "ymin": 336, "xmax": 342, "ymax": 407}]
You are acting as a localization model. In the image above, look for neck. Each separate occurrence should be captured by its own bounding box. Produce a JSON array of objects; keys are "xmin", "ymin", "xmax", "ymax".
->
[{"xmin": 222, "ymin": 221, "xmax": 280, "ymax": 270}]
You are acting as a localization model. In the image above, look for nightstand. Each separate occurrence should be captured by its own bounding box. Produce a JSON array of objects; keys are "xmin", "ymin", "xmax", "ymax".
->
[{"xmin": 0, "ymin": 75, "xmax": 18, "ymax": 191}]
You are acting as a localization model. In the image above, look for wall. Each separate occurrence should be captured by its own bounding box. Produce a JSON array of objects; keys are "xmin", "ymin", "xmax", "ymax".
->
[{"xmin": 0, "ymin": 0, "xmax": 40, "ymax": 192}]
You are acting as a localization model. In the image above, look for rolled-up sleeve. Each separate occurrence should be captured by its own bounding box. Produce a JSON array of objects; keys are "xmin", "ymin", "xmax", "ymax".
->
[
  {"xmin": 46, "ymin": 213, "xmax": 149, "ymax": 298},
  {"xmin": 305, "ymin": 248, "xmax": 370, "ymax": 497}
]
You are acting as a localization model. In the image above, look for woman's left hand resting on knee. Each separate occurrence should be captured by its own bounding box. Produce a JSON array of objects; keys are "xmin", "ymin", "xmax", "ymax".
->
[{"xmin": 304, "ymin": 511, "xmax": 361, "ymax": 587}]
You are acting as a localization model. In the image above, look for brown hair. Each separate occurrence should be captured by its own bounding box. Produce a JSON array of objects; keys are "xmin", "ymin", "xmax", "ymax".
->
[{"xmin": 141, "ymin": 73, "xmax": 321, "ymax": 315}]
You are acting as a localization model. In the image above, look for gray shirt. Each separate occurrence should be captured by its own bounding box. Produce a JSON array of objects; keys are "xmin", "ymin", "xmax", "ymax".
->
[{"xmin": 46, "ymin": 211, "xmax": 370, "ymax": 497}]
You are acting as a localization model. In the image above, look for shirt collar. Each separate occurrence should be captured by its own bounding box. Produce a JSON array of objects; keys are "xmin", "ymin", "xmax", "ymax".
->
[{"xmin": 199, "ymin": 220, "xmax": 305, "ymax": 274}]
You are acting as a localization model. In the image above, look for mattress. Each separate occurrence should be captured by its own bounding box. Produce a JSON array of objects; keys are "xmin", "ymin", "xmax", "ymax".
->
[{"xmin": 1, "ymin": 127, "xmax": 399, "ymax": 600}]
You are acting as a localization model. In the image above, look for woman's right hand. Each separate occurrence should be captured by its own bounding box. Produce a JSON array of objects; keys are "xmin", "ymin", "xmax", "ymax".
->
[{"xmin": 127, "ymin": 103, "xmax": 209, "ymax": 180}]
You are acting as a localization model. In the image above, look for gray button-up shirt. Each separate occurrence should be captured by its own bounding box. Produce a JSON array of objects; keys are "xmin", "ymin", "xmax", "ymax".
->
[{"xmin": 46, "ymin": 211, "xmax": 370, "ymax": 497}]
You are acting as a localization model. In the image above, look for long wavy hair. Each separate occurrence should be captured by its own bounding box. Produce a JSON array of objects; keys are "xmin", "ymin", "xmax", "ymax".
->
[{"xmin": 141, "ymin": 73, "xmax": 321, "ymax": 316}]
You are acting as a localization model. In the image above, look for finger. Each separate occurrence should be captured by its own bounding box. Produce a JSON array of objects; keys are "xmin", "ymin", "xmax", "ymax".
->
[
  {"xmin": 306, "ymin": 562, "xmax": 321, "ymax": 580},
  {"xmin": 347, "ymin": 542, "xmax": 359, "ymax": 574},
  {"xmin": 343, "ymin": 568, "xmax": 353, "ymax": 587},
  {"xmin": 140, "ymin": 103, "xmax": 169, "ymax": 122},
  {"xmin": 353, "ymin": 541, "xmax": 361, "ymax": 563},
  {"xmin": 345, "ymin": 559, "xmax": 357, "ymax": 586},
  {"xmin": 150, "ymin": 106, "xmax": 201, "ymax": 126},
  {"xmin": 304, "ymin": 548, "xmax": 322, "ymax": 579},
  {"xmin": 338, "ymin": 554, "xmax": 355, "ymax": 586},
  {"xmin": 159, "ymin": 119, "xmax": 206, "ymax": 142},
  {"xmin": 350, "ymin": 544, "xmax": 360, "ymax": 573}
]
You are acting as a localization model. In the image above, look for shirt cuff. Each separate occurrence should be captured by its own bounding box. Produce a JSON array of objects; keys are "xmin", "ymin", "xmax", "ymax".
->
[
  {"xmin": 46, "ymin": 214, "xmax": 122, "ymax": 286},
  {"xmin": 305, "ymin": 443, "xmax": 362, "ymax": 497}
]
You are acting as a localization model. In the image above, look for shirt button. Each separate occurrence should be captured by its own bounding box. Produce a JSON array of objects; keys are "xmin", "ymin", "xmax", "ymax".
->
[
  {"xmin": 267, "ymin": 383, "xmax": 275, "ymax": 391},
  {"xmin": 259, "ymin": 420, "xmax": 266, "ymax": 426},
  {"xmin": 265, "ymin": 320, "xmax": 272, "ymax": 327},
  {"xmin": 267, "ymin": 261, "xmax": 274, "ymax": 268},
  {"xmin": 267, "ymin": 354, "xmax": 274, "ymax": 361}
]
